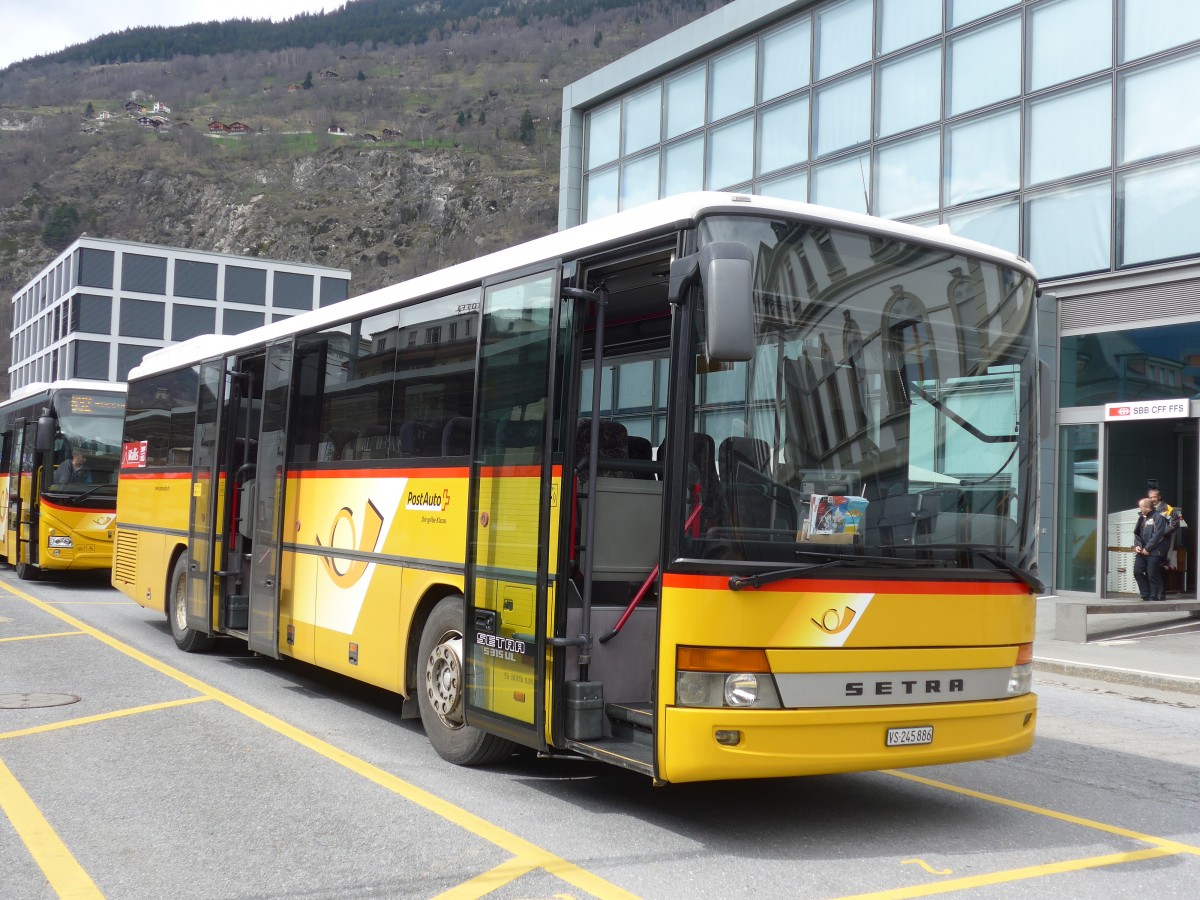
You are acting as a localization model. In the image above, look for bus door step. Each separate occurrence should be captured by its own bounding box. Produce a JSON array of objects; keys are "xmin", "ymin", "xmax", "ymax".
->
[
  {"xmin": 605, "ymin": 701, "xmax": 654, "ymax": 746},
  {"xmin": 564, "ymin": 737, "xmax": 653, "ymax": 776}
]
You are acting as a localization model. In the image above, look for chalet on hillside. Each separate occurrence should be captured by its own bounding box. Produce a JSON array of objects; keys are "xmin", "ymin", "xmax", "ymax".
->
[
  {"xmin": 152, "ymin": 102, "xmax": 171, "ymax": 114},
  {"xmin": 327, "ymin": 125, "xmax": 347, "ymax": 135},
  {"xmin": 382, "ymin": 128, "xmax": 401, "ymax": 139},
  {"xmin": 228, "ymin": 122, "xmax": 251, "ymax": 133},
  {"xmin": 207, "ymin": 121, "xmax": 230, "ymax": 133}
]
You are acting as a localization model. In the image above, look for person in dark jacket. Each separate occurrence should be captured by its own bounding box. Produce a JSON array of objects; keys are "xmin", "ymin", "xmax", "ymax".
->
[{"xmin": 1133, "ymin": 497, "xmax": 1170, "ymax": 601}]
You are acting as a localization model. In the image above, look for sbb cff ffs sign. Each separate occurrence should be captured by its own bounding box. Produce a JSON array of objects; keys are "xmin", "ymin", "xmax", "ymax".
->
[{"xmin": 1105, "ymin": 399, "xmax": 1189, "ymax": 421}]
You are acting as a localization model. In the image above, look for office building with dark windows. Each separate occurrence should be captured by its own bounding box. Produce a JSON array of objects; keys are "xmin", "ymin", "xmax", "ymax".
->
[
  {"xmin": 9, "ymin": 238, "xmax": 350, "ymax": 392},
  {"xmin": 559, "ymin": 0, "xmax": 1200, "ymax": 599}
]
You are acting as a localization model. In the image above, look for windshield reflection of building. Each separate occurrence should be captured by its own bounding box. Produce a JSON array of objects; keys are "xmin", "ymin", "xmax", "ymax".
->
[{"xmin": 751, "ymin": 225, "xmax": 1031, "ymax": 507}]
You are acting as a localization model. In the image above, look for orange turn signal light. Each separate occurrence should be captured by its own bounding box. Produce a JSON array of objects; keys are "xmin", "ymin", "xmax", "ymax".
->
[
  {"xmin": 1015, "ymin": 642, "xmax": 1034, "ymax": 665},
  {"xmin": 677, "ymin": 646, "xmax": 770, "ymax": 673}
]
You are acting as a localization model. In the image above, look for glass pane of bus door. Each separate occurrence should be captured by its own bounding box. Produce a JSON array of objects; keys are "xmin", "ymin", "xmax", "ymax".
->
[
  {"xmin": 5, "ymin": 423, "xmax": 24, "ymax": 564},
  {"xmin": 248, "ymin": 340, "xmax": 292, "ymax": 657},
  {"xmin": 186, "ymin": 360, "xmax": 225, "ymax": 635},
  {"xmin": 465, "ymin": 269, "xmax": 557, "ymax": 745}
]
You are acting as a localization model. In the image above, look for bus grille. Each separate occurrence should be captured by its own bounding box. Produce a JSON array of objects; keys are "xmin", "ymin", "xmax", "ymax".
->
[{"xmin": 113, "ymin": 531, "xmax": 138, "ymax": 587}]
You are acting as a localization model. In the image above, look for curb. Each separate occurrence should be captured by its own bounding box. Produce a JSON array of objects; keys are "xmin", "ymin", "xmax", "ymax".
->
[{"xmin": 1034, "ymin": 658, "xmax": 1200, "ymax": 697}]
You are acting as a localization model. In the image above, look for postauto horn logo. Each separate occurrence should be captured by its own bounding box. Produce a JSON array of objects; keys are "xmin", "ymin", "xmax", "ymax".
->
[{"xmin": 315, "ymin": 500, "xmax": 384, "ymax": 588}]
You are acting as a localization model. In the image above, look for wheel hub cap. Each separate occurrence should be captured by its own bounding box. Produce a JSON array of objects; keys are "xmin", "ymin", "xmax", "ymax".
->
[{"xmin": 425, "ymin": 635, "xmax": 464, "ymax": 725}]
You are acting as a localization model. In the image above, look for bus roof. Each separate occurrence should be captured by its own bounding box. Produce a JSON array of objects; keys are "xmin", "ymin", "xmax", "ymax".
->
[
  {"xmin": 129, "ymin": 192, "xmax": 1037, "ymax": 381},
  {"xmin": 2, "ymin": 379, "xmax": 127, "ymax": 410}
]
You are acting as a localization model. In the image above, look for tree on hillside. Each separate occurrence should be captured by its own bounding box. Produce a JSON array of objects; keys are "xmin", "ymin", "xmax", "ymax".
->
[
  {"xmin": 519, "ymin": 108, "xmax": 535, "ymax": 145},
  {"xmin": 84, "ymin": 101, "xmax": 94, "ymax": 118},
  {"xmin": 302, "ymin": 70, "xmax": 313, "ymax": 89},
  {"xmin": 42, "ymin": 202, "xmax": 80, "ymax": 250}
]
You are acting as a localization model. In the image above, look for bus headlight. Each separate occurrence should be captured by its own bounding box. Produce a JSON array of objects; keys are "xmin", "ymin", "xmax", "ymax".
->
[
  {"xmin": 1007, "ymin": 664, "xmax": 1033, "ymax": 696},
  {"xmin": 1006, "ymin": 643, "xmax": 1034, "ymax": 696},
  {"xmin": 675, "ymin": 647, "xmax": 782, "ymax": 708},
  {"xmin": 724, "ymin": 673, "xmax": 759, "ymax": 707},
  {"xmin": 48, "ymin": 536, "xmax": 73, "ymax": 548}
]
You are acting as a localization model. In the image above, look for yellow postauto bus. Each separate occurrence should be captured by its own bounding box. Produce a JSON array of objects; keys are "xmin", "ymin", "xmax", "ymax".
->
[
  {"xmin": 0, "ymin": 380, "xmax": 127, "ymax": 579},
  {"xmin": 113, "ymin": 193, "xmax": 1042, "ymax": 783}
]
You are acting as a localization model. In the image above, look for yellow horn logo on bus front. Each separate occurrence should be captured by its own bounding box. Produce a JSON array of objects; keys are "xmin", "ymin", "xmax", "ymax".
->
[
  {"xmin": 812, "ymin": 606, "xmax": 857, "ymax": 635},
  {"xmin": 315, "ymin": 500, "xmax": 384, "ymax": 588}
]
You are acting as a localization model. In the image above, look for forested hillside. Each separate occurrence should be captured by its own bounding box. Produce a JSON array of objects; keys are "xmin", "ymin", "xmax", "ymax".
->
[{"xmin": 0, "ymin": 0, "xmax": 720, "ymax": 394}]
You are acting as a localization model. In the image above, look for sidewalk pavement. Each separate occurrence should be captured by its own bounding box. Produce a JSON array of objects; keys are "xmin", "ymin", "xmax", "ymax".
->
[{"xmin": 1034, "ymin": 595, "xmax": 1200, "ymax": 696}]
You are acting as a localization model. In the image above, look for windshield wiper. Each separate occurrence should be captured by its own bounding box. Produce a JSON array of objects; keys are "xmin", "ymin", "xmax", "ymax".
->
[
  {"xmin": 972, "ymin": 548, "xmax": 1044, "ymax": 593},
  {"xmin": 67, "ymin": 483, "xmax": 116, "ymax": 502},
  {"xmin": 728, "ymin": 552, "xmax": 949, "ymax": 591}
]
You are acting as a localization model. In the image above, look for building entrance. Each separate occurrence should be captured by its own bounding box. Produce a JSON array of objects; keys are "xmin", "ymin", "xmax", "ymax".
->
[{"xmin": 1103, "ymin": 418, "xmax": 1196, "ymax": 599}]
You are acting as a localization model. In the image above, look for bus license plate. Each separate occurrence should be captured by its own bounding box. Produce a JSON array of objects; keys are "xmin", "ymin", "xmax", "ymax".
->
[{"xmin": 886, "ymin": 726, "xmax": 933, "ymax": 747}]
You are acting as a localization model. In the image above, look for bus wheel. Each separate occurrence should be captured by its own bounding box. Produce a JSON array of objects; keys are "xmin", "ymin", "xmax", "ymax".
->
[
  {"xmin": 168, "ymin": 554, "xmax": 213, "ymax": 653},
  {"xmin": 15, "ymin": 561, "xmax": 39, "ymax": 581},
  {"xmin": 417, "ymin": 595, "xmax": 514, "ymax": 766}
]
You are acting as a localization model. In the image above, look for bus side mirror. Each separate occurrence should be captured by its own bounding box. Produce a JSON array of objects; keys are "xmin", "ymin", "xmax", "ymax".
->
[
  {"xmin": 669, "ymin": 242, "xmax": 754, "ymax": 362},
  {"xmin": 35, "ymin": 416, "xmax": 56, "ymax": 452}
]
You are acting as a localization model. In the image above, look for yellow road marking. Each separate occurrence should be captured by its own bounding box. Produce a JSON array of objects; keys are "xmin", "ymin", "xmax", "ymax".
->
[
  {"xmin": 833, "ymin": 847, "xmax": 1177, "ymax": 899},
  {"xmin": 901, "ymin": 858, "xmax": 952, "ymax": 875},
  {"xmin": 885, "ymin": 769, "xmax": 1200, "ymax": 855},
  {"xmin": 2, "ymin": 583, "xmax": 640, "ymax": 900},
  {"xmin": 0, "ymin": 697, "xmax": 211, "ymax": 741},
  {"xmin": 0, "ymin": 756, "xmax": 103, "ymax": 899},
  {"xmin": 431, "ymin": 856, "xmax": 541, "ymax": 899},
  {"xmin": 0, "ymin": 631, "xmax": 86, "ymax": 643}
]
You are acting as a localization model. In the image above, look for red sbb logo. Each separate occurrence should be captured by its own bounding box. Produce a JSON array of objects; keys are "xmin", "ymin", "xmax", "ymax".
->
[
  {"xmin": 1108, "ymin": 406, "xmax": 1131, "ymax": 417},
  {"xmin": 122, "ymin": 441, "xmax": 148, "ymax": 467}
]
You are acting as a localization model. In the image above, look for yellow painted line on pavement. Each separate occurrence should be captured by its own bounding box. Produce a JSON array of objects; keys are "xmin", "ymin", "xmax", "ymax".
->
[
  {"xmin": 3, "ymin": 582, "xmax": 640, "ymax": 900},
  {"xmin": 0, "ymin": 697, "xmax": 211, "ymax": 741},
  {"xmin": 0, "ymin": 630, "xmax": 86, "ymax": 643},
  {"xmin": 432, "ymin": 856, "xmax": 541, "ymax": 899},
  {"xmin": 0, "ymin": 756, "xmax": 103, "ymax": 899},
  {"xmin": 886, "ymin": 769, "xmax": 1200, "ymax": 855},
  {"xmin": 832, "ymin": 847, "xmax": 1178, "ymax": 899}
]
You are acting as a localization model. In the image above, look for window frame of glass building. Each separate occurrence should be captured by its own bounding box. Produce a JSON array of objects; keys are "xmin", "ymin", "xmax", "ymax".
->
[
  {"xmin": 8, "ymin": 238, "xmax": 351, "ymax": 393},
  {"xmin": 559, "ymin": 0, "xmax": 1200, "ymax": 600}
]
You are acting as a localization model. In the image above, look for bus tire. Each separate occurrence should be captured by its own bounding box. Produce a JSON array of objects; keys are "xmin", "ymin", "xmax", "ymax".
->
[
  {"xmin": 168, "ymin": 554, "xmax": 214, "ymax": 653},
  {"xmin": 417, "ymin": 595, "xmax": 515, "ymax": 766},
  {"xmin": 15, "ymin": 561, "xmax": 39, "ymax": 581}
]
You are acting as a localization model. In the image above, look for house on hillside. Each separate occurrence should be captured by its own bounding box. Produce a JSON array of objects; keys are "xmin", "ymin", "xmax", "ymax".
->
[
  {"xmin": 327, "ymin": 125, "xmax": 347, "ymax": 135},
  {"xmin": 319, "ymin": 70, "xmax": 339, "ymax": 78},
  {"xmin": 287, "ymin": 83, "xmax": 300, "ymax": 92},
  {"xmin": 382, "ymin": 128, "xmax": 401, "ymax": 138},
  {"xmin": 153, "ymin": 102, "xmax": 171, "ymax": 114},
  {"xmin": 96, "ymin": 110, "xmax": 113, "ymax": 120},
  {"xmin": 137, "ymin": 116, "xmax": 165, "ymax": 129},
  {"xmin": 228, "ymin": 122, "xmax": 251, "ymax": 133},
  {"xmin": 360, "ymin": 133, "xmax": 379, "ymax": 142},
  {"xmin": 208, "ymin": 121, "xmax": 230, "ymax": 134},
  {"xmin": 124, "ymin": 100, "xmax": 146, "ymax": 114}
]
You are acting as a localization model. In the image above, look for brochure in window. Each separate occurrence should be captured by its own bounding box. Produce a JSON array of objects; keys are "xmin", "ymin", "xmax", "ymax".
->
[{"xmin": 808, "ymin": 494, "xmax": 869, "ymax": 537}]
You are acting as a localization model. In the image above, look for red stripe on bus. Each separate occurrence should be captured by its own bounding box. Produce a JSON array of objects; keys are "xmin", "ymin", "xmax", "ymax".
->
[
  {"xmin": 661, "ymin": 573, "xmax": 1031, "ymax": 595},
  {"xmin": 39, "ymin": 497, "xmax": 115, "ymax": 514}
]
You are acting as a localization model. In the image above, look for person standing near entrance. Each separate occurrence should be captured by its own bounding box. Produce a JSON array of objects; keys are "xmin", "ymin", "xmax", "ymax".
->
[
  {"xmin": 1134, "ymin": 497, "xmax": 1171, "ymax": 601},
  {"xmin": 1133, "ymin": 499, "xmax": 1160, "ymax": 600}
]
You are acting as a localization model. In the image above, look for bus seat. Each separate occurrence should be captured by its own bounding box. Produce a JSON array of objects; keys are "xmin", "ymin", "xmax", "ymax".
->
[
  {"xmin": 627, "ymin": 435, "xmax": 655, "ymax": 479},
  {"xmin": 718, "ymin": 436, "xmax": 770, "ymax": 481},
  {"xmin": 441, "ymin": 417, "xmax": 472, "ymax": 457},
  {"xmin": 398, "ymin": 421, "xmax": 438, "ymax": 457},
  {"xmin": 575, "ymin": 419, "xmax": 631, "ymax": 477},
  {"xmin": 660, "ymin": 434, "xmax": 727, "ymax": 533}
]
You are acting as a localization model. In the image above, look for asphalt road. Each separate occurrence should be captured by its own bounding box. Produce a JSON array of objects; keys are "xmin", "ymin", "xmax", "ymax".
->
[{"xmin": 2, "ymin": 568, "xmax": 1199, "ymax": 899}]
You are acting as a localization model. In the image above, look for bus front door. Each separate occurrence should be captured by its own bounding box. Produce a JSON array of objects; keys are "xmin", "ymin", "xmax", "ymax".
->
[
  {"xmin": 463, "ymin": 268, "xmax": 560, "ymax": 750},
  {"xmin": 246, "ymin": 340, "xmax": 291, "ymax": 658},
  {"xmin": 185, "ymin": 359, "xmax": 226, "ymax": 638}
]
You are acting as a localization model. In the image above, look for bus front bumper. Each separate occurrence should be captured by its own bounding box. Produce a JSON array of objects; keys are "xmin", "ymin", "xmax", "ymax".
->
[{"xmin": 659, "ymin": 693, "xmax": 1037, "ymax": 784}]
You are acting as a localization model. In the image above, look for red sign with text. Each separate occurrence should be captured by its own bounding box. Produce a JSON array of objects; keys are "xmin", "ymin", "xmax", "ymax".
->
[{"xmin": 122, "ymin": 441, "xmax": 148, "ymax": 468}]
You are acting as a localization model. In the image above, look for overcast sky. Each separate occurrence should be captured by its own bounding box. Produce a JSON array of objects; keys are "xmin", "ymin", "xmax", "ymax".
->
[{"xmin": 0, "ymin": 1, "xmax": 344, "ymax": 70}]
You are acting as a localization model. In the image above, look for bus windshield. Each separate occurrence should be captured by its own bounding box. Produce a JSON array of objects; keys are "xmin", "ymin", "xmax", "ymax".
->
[
  {"xmin": 49, "ymin": 393, "xmax": 126, "ymax": 495},
  {"xmin": 687, "ymin": 214, "xmax": 1039, "ymax": 573}
]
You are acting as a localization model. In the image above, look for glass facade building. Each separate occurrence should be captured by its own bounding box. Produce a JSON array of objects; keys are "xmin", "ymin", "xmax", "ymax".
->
[
  {"xmin": 560, "ymin": 0, "xmax": 1200, "ymax": 598},
  {"xmin": 8, "ymin": 239, "xmax": 351, "ymax": 391}
]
